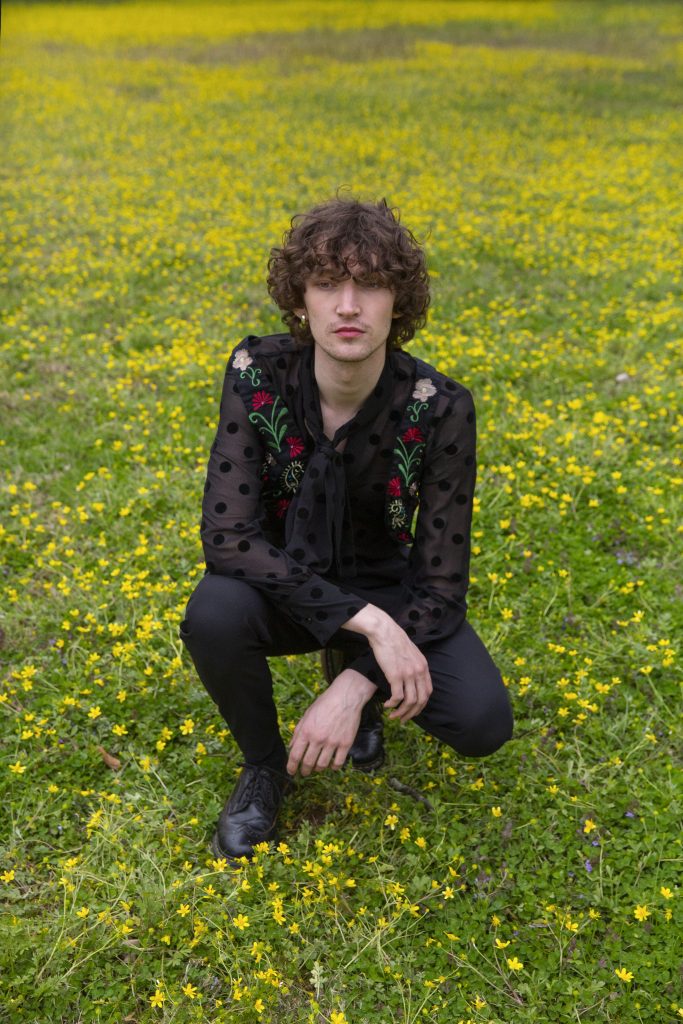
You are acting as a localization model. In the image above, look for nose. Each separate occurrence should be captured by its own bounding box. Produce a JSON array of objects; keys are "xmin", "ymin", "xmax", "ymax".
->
[{"xmin": 335, "ymin": 280, "xmax": 361, "ymax": 316}]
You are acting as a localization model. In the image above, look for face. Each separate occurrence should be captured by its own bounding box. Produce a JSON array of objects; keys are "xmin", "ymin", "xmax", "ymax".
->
[{"xmin": 295, "ymin": 259, "xmax": 398, "ymax": 366}]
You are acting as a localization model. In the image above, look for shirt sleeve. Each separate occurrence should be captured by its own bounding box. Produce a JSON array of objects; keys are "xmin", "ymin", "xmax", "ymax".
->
[
  {"xmin": 343, "ymin": 386, "xmax": 477, "ymax": 691},
  {"xmin": 200, "ymin": 357, "xmax": 369, "ymax": 646}
]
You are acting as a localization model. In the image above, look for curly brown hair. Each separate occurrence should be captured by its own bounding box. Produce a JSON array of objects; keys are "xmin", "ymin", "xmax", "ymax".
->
[{"xmin": 266, "ymin": 196, "xmax": 430, "ymax": 348}]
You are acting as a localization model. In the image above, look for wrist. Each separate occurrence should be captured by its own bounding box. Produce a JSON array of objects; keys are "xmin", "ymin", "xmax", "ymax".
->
[
  {"xmin": 330, "ymin": 669, "xmax": 378, "ymax": 707},
  {"xmin": 343, "ymin": 603, "xmax": 391, "ymax": 644}
]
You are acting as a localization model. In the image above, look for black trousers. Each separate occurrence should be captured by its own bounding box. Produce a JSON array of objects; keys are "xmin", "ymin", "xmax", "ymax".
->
[{"xmin": 179, "ymin": 574, "xmax": 513, "ymax": 770}]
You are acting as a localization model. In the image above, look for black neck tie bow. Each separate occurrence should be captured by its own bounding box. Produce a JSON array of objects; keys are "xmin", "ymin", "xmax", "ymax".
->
[{"xmin": 284, "ymin": 344, "xmax": 394, "ymax": 579}]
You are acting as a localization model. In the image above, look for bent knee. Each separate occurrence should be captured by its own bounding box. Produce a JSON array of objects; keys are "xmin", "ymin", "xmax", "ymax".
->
[
  {"xmin": 179, "ymin": 574, "xmax": 266, "ymax": 647},
  {"xmin": 443, "ymin": 688, "xmax": 513, "ymax": 758}
]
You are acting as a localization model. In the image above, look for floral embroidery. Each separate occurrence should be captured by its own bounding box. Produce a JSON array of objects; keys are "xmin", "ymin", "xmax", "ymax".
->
[
  {"xmin": 407, "ymin": 378, "xmax": 437, "ymax": 424},
  {"xmin": 232, "ymin": 343, "xmax": 306, "ymax": 504},
  {"xmin": 394, "ymin": 427, "xmax": 426, "ymax": 492},
  {"xmin": 252, "ymin": 390, "xmax": 273, "ymax": 411},
  {"xmin": 233, "ymin": 348, "xmax": 262, "ymax": 386},
  {"xmin": 385, "ymin": 363, "xmax": 441, "ymax": 544},
  {"xmin": 413, "ymin": 378, "xmax": 436, "ymax": 401},
  {"xmin": 248, "ymin": 393, "xmax": 289, "ymax": 452},
  {"xmin": 286, "ymin": 435, "xmax": 305, "ymax": 458},
  {"xmin": 233, "ymin": 350, "xmax": 252, "ymax": 370}
]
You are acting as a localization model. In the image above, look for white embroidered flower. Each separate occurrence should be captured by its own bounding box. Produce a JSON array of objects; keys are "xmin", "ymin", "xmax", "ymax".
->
[
  {"xmin": 412, "ymin": 378, "xmax": 436, "ymax": 401},
  {"xmin": 233, "ymin": 350, "xmax": 253, "ymax": 371}
]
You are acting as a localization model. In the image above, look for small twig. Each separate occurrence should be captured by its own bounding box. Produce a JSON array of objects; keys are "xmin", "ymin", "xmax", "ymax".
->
[{"xmin": 388, "ymin": 777, "xmax": 434, "ymax": 812}]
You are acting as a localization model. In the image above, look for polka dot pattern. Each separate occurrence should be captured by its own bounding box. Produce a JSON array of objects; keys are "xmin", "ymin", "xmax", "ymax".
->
[{"xmin": 199, "ymin": 333, "xmax": 475, "ymax": 648}]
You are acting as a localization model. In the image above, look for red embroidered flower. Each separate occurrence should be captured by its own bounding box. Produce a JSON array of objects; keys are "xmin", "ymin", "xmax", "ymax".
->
[
  {"xmin": 252, "ymin": 390, "xmax": 274, "ymax": 411},
  {"xmin": 402, "ymin": 427, "xmax": 424, "ymax": 444},
  {"xmin": 387, "ymin": 476, "xmax": 402, "ymax": 497},
  {"xmin": 286, "ymin": 435, "xmax": 305, "ymax": 458},
  {"xmin": 398, "ymin": 531, "xmax": 412, "ymax": 543},
  {"xmin": 275, "ymin": 498, "xmax": 291, "ymax": 518}
]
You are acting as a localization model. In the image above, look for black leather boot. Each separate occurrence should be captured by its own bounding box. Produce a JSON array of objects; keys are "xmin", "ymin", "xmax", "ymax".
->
[
  {"xmin": 321, "ymin": 648, "xmax": 385, "ymax": 772},
  {"xmin": 212, "ymin": 762, "xmax": 293, "ymax": 861}
]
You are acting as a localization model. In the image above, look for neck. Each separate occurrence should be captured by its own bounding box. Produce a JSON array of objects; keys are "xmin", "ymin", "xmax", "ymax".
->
[{"xmin": 312, "ymin": 344, "xmax": 387, "ymax": 415}]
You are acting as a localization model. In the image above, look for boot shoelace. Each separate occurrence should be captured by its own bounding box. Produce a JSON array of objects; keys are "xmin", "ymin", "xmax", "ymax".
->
[{"xmin": 231, "ymin": 763, "xmax": 289, "ymax": 814}]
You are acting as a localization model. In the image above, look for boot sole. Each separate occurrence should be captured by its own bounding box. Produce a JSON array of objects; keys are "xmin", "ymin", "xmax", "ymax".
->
[
  {"xmin": 350, "ymin": 751, "xmax": 385, "ymax": 773},
  {"xmin": 210, "ymin": 826, "xmax": 280, "ymax": 864}
]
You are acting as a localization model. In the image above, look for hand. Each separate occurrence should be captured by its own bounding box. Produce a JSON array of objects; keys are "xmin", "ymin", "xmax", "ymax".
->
[
  {"xmin": 286, "ymin": 670, "xmax": 377, "ymax": 777},
  {"xmin": 368, "ymin": 616, "xmax": 433, "ymax": 724}
]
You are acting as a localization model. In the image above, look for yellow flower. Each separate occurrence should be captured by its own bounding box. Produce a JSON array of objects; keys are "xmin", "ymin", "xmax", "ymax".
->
[
  {"xmin": 182, "ymin": 983, "xmax": 198, "ymax": 999},
  {"xmin": 633, "ymin": 904, "xmax": 650, "ymax": 921},
  {"xmin": 660, "ymin": 887, "xmax": 673, "ymax": 899},
  {"xmin": 495, "ymin": 938, "xmax": 510, "ymax": 948},
  {"xmin": 507, "ymin": 957, "xmax": 524, "ymax": 972},
  {"xmin": 9, "ymin": 762, "xmax": 27, "ymax": 774},
  {"xmin": 615, "ymin": 967, "xmax": 634, "ymax": 982},
  {"xmin": 491, "ymin": 806, "xmax": 502, "ymax": 817},
  {"xmin": 180, "ymin": 718, "xmax": 195, "ymax": 735},
  {"xmin": 384, "ymin": 814, "xmax": 398, "ymax": 829},
  {"xmin": 254, "ymin": 998, "xmax": 264, "ymax": 1014},
  {"xmin": 583, "ymin": 819, "xmax": 596, "ymax": 834},
  {"xmin": 149, "ymin": 989, "xmax": 165, "ymax": 1007},
  {"xmin": 233, "ymin": 913, "xmax": 249, "ymax": 930},
  {"xmin": 331, "ymin": 1012, "xmax": 348, "ymax": 1024},
  {"xmin": 177, "ymin": 903, "xmax": 190, "ymax": 917},
  {"xmin": 76, "ymin": 906, "xmax": 90, "ymax": 918},
  {"xmin": 1, "ymin": 870, "xmax": 15, "ymax": 883}
]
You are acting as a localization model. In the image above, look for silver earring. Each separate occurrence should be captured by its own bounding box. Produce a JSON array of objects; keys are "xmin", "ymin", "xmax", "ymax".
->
[{"xmin": 299, "ymin": 313, "xmax": 307, "ymax": 326}]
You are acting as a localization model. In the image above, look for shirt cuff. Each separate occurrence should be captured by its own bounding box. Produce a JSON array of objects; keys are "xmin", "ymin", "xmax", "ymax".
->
[
  {"xmin": 343, "ymin": 648, "xmax": 392, "ymax": 698},
  {"xmin": 282, "ymin": 583, "xmax": 370, "ymax": 646}
]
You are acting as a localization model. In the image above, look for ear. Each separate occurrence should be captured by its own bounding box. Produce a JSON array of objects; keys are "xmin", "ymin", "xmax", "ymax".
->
[
  {"xmin": 294, "ymin": 306, "xmax": 306, "ymax": 318},
  {"xmin": 391, "ymin": 311, "xmax": 401, "ymax": 319}
]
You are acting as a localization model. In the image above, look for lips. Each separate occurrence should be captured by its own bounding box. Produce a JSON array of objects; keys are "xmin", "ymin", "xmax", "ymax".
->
[{"xmin": 334, "ymin": 327, "xmax": 364, "ymax": 336}]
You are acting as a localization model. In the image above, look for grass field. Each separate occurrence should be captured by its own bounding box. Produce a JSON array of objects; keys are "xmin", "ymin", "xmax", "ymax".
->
[{"xmin": 1, "ymin": 2, "xmax": 682, "ymax": 1021}]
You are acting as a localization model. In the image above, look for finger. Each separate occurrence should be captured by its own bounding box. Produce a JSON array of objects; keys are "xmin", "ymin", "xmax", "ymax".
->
[
  {"xmin": 300, "ymin": 746, "xmax": 322, "ymax": 778},
  {"xmin": 332, "ymin": 747, "xmax": 347, "ymax": 770},
  {"xmin": 314, "ymin": 745, "xmax": 335, "ymax": 772},
  {"xmin": 389, "ymin": 679, "xmax": 418, "ymax": 720},
  {"xmin": 414, "ymin": 676, "xmax": 433, "ymax": 714},
  {"xmin": 286, "ymin": 738, "xmax": 307, "ymax": 776}
]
